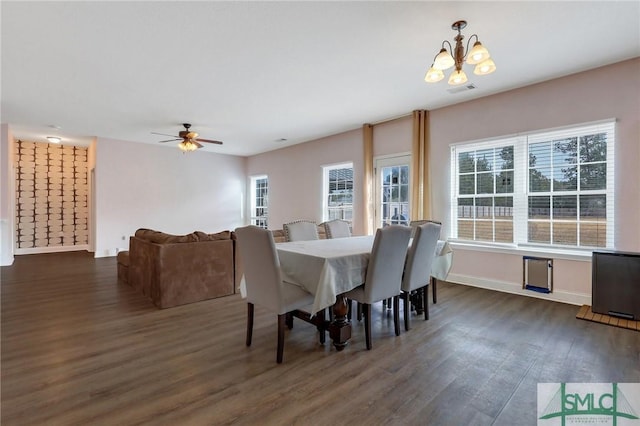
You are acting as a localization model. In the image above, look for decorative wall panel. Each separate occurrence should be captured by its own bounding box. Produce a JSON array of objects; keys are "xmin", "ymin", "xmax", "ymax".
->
[{"xmin": 15, "ymin": 141, "xmax": 88, "ymax": 249}]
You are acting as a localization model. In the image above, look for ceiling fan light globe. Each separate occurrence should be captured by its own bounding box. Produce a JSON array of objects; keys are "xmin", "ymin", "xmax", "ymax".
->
[
  {"xmin": 433, "ymin": 48, "xmax": 455, "ymax": 70},
  {"xmin": 178, "ymin": 140, "xmax": 198, "ymax": 152},
  {"xmin": 466, "ymin": 41, "xmax": 490, "ymax": 65}
]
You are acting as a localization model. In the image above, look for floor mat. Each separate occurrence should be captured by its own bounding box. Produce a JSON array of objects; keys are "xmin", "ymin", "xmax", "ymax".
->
[{"xmin": 576, "ymin": 305, "xmax": 639, "ymax": 331}]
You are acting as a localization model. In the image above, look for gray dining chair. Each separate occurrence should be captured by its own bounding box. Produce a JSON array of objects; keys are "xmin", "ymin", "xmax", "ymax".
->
[
  {"xmin": 323, "ymin": 219, "xmax": 352, "ymax": 239},
  {"xmin": 345, "ymin": 225, "xmax": 411, "ymax": 350},
  {"xmin": 402, "ymin": 222, "xmax": 442, "ymax": 330},
  {"xmin": 283, "ymin": 220, "xmax": 319, "ymax": 242},
  {"xmin": 235, "ymin": 225, "xmax": 316, "ymax": 363},
  {"xmin": 409, "ymin": 219, "xmax": 442, "ymax": 238},
  {"xmin": 409, "ymin": 219, "xmax": 443, "ymax": 303}
]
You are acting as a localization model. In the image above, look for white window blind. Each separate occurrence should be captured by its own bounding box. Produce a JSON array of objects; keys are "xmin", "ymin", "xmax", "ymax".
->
[
  {"xmin": 323, "ymin": 163, "xmax": 354, "ymax": 223},
  {"xmin": 451, "ymin": 119, "xmax": 615, "ymax": 250}
]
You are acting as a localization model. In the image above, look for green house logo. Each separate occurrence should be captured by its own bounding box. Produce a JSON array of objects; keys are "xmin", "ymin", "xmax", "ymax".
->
[{"xmin": 538, "ymin": 383, "xmax": 639, "ymax": 425}]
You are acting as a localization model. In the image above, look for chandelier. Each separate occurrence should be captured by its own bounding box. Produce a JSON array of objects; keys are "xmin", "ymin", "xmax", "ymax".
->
[{"xmin": 425, "ymin": 20, "xmax": 496, "ymax": 86}]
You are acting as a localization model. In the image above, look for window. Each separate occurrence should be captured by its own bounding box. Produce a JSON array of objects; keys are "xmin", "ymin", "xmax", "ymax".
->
[
  {"xmin": 375, "ymin": 155, "xmax": 411, "ymax": 227},
  {"xmin": 250, "ymin": 175, "xmax": 268, "ymax": 229},
  {"xmin": 323, "ymin": 163, "xmax": 353, "ymax": 224},
  {"xmin": 451, "ymin": 120, "xmax": 615, "ymax": 250}
]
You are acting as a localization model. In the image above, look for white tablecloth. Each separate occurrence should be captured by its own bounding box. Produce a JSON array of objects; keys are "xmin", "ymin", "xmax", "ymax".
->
[
  {"xmin": 277, "ymin": 236, "xmax": 374, "ymax": 315},
  {"xmin": 240, "ymin": 236, "xmax": 453, "ymax": 315}
]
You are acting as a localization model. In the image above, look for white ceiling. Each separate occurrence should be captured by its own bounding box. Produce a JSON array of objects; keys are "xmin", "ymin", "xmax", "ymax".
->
[{"xmin": 2, "ymin": 1, "xmax": 639, "ymax": 156}]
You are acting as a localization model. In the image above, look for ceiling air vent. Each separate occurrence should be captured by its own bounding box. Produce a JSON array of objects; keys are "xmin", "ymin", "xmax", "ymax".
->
[{"xmin": 447, "ymin": 83, "xmax": 476, "ymax": 94}]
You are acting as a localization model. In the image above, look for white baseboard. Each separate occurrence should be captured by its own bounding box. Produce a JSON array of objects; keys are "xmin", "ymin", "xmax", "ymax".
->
[
  {"xmin": 94, "ymin": 248, "xmax": 126, "ymax": 258},
  {"xmin": 445, "ymin": 273, "xmax": 591, "ymax": 306},
  {"xmin": 14, "ymin": 245, "xmax": 90, "ymax": 255}
]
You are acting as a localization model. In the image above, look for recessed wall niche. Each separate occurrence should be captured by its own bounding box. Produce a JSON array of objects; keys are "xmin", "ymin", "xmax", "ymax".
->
[{"xmin": 15, "ymin": 140, "xmax": 89, "ymax": 249}]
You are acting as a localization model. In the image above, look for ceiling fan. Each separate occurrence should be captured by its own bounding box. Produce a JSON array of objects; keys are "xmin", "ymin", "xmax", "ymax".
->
[{"xmin": 152, "ymin": 123, "xmax": 223, "ymax": 152}]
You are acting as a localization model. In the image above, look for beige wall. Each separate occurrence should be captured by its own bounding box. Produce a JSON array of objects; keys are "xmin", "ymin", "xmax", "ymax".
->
[
  {"xmin": 94, "ymin": 138, "xmax": 247, "ymax": 257},
  {"xmin": 247, "ymin": 58, "xmax": 640, "ymax": 304}
]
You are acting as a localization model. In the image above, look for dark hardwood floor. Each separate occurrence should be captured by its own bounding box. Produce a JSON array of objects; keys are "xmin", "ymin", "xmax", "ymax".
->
[{"xmin": 2, "ymin": 252, "xmax": 639, "ymax": 425}]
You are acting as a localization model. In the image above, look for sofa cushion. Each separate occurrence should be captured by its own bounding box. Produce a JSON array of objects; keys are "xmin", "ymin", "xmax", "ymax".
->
[
  {"xmin": 194, "ymin": 230, "xmax": 232, "ymax": 241},
  {"xmin": 134, "ymin": 229, "xmax": 199, "ymax": 244}
]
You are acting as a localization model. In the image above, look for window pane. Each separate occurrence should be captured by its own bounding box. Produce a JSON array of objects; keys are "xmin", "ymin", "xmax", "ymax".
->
[
  {"xmin": 529, "ymin": 222, "xmax": 550, "ymax": 243},
  {"xmin": 495, "ymin": 221, "xmax": 513, "ymax": 243},
  {"xmin": 458, "ymin": 220, "xmax": 473, "ymax": 239},
  {"xmin": 553, "ymin": 166, "xmax": 577, "ymax": 191},
  {"xmin": 553, "ymin": 222, "xmax": 577, "ymax": 245},
  {"xmin": 552, "ymin": 195, "xmax": 576, "ymax": 219},
  {"xmin": 496, "ymin": 171, "xmax": 513, "ymax": 193},
  {"xmin": 458, "ymin": 152, "xmax": 475, "ymax": 173},
  {"xmin": 530, "ymin": 168, "xmax": 551, "ymax": 192},
  {"xmin": 458, "ymin": 198, "xmax": 473, "ymax": 218},
  {"xmin": 495, "ymin": 197, "xmax": 513, "ymax": 219},
  {"xmin": 475, "ymin": 221, "xmax": 493, "ymax": 242},
  {"xmin": 477, "ymin": 172, "xmax": 494, "ymax": 194},
  {"xmin": 580, "ymin": 164, "xmax": 606, "ymax": 190},
  {"xmin": 580, "ymin": 222, "xmax": 606, "ymax": 247},
  {"xmin": 529, "ymin": 142, "xmax": 550, "ymax": 167},
  {"xmin": 553, "ymin": 137, "xmax": 577, "ymax": 166},
  {"xmin": 475, "ymin": 197, "xmax": 492, "ymax": 219},
  {"xmin": 529, "ymin": 196, "xmax": 550, "ymax": 219},
  {"xmin": 476, "ymin": 149, "xmax": 494, "ymax": 172},
  {"xmin": 580, "ymin": 133, "xmax": 607, "ymax": 162},
  {"xmin": 580, "ymin": 195, "xmax": 606, "ymax": 220},
  {"xmin": 459, "ymin": 174, "xmax": 475, "ymax": 195},
  {"xmin": 497, "ymin": 146, "xmax": 514, "ymax": 171}
]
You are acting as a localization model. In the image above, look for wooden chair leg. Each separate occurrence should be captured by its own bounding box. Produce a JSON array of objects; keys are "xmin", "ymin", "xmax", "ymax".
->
[
  {"xmin": 318, "ymin": 309, "xmax": 326, "ymax": 344},
  {"xmin": 403, "ymin": 292, "xmax": 411, "ymax": 331},
  {"xmin": 393, "ymin": 295, "xmax": 401, "ymax": 336},
  {"xmin": 285, "ymin": 312, "xmax": 294, "ymax": 329},
  {"xmin": 364, "ymin": 304, "xmax": 372, "ymax": 350},
  {"xmin": 432, "ymin": 277, "xmax": 437, "ymax": 304},
  {"xmin": 246, "ymin": 303, "xmax": 254, "ymax": 346},
  {"xmin": 424, "ymin": 285, "xmax": 430, "ymax": 321},
  {"xmin": 357, "ymin": 302, "xmax": 363, "ymax": 321},
  {"xmin": 277, "ymin": 314, "xmax": 286, "ymax": 363}
]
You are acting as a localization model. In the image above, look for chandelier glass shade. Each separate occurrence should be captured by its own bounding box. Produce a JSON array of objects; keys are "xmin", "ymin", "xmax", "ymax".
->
[{"xmin": 425, "ymin": 20, "xmax": 496, "ymax": 85}]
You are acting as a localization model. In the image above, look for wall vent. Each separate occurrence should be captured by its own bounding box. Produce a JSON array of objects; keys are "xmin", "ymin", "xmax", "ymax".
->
[
  {"xmin": 447, "ymin": 83, "xmax": 476, "ymax": 94},
  {"xmin": 523, "ymin": 256, "xmax": 553, "ymax": 293}
]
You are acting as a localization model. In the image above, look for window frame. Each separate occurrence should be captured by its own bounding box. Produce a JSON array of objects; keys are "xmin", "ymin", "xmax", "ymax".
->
[
  {"xmin": 450, "ymin": 119, "xmax": 615, "ymax": 253},
  {"xmin": 322, "ymin": 162, "xmax": 354, "ymax": 224},
  {"xmin": 249, "ymin": 175, "xmax": 268, "ymax": 229}
]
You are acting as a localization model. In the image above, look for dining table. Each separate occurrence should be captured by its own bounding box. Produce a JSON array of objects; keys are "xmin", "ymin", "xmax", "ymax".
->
[{"xmin": 273, "ymin": 235, "xmax": 453, "ymax": 350}]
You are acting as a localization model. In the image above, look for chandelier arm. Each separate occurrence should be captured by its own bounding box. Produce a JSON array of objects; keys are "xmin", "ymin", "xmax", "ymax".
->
[
  {"xmin": 441, "ymin": 40, "xmax": 453, "ymax": 54},
  {"xmin": 464, "ymin": 34, "xmax": 479, "ymax": 59}
]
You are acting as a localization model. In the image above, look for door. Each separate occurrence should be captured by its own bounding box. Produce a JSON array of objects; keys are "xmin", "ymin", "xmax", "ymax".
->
[{"xmin": 375, "ymin": 155, "xmax": 411, "ymax": 228}]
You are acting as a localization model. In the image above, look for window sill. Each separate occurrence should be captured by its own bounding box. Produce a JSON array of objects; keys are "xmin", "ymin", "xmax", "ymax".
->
[{"xmin": 448, "ymin": 240, "xmax": 593, "ymax": 262}]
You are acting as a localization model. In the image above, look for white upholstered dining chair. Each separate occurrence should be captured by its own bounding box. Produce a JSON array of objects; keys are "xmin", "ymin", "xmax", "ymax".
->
[
  {"xmin": 235, "ymin": 225, "xmax": 316, "ymax": 363},
  {"xmin": 283, "ymin": 220, "xmax": 319, "ymax": 242},
  {"xmin": 323, "ymin": 219, "xmax": 352, "ymax": 239},
  {"xmin": 401, "ymin": 222, "xmax": 441, "ymax": 330},
  {"xmin": 345, "ymin": 225, "xmax": 412, "ymax": 350}
]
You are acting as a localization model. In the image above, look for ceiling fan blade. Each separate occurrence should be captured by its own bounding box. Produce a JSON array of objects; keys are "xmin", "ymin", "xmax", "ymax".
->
[
  {"xmin": 195, "ymin": 138, "xmax": 224, "ymax": 145},
  {"xmin": 151, "ymin": 132, "xmax": 180, "ymax": 138},
  {"xmin": 194, "ymin": 141, "xmax": 204, "ymax": 149},
  {"xmin": 158, "ymin": 138, "xmax": 181, "ymax": 143}
]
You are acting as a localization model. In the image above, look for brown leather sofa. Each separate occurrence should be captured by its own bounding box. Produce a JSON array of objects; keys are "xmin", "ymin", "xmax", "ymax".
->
[{"xmin": 126, "ymin": 228, "xmax": 235, "ymax": 309}]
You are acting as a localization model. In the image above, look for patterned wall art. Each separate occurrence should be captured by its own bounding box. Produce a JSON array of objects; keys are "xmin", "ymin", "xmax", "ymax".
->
[{"xmin": 15, "ymin": 140, "xmax": 89, "ymax": 249}]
